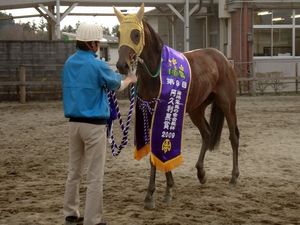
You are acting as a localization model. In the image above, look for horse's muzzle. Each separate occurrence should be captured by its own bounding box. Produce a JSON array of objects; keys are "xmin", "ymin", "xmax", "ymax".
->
[{"xmin": 116, "ymin": 60, "xmax": 129, "ymax": 74}]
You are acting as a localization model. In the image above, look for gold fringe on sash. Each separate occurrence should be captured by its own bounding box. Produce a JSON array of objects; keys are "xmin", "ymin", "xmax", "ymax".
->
[
  {"xmin": 150, "ymin": 152, "xmax": 183, "ymax": 172},
  {"xmin": 134, "ymin": 144, "xmax": 151, "ymax": 160}
]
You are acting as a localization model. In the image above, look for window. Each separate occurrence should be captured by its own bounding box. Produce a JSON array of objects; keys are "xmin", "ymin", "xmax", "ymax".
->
[
  {"xmin": 253, "ymin": 29, "xmax": 271, "ymax": 56},
  {"xmin": 295, "ymin": 9, "xmax": 300, "ymax": 25},
  {"xmin": 295, "ymin": 29, "xmax": 300, "ymax": 56},
  {"xmin": 273, "ymin": 28, "xmax": 292, "ymax": 56},
  {"xmin": 272, "ymin": 9, "xmax": 292, "ymax": 25},
  {"xmin": 253, "ymin": 9, "xmax": 298, "ymax": 57},
  {"xmin": 254, "ymin": 11, "xmax": 272, "ymax": 25}
]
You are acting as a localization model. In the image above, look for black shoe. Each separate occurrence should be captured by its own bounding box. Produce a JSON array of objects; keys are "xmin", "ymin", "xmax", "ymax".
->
[{"xmin": 65, "ymin": 216, "xmax": 84, "ymax": 225}]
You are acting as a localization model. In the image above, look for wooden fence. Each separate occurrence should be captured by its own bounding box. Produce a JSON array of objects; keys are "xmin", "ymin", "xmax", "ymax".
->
[
  {"xmin": 0, "ymin": 64, "xmax": 63, "ymax": 103},
  {"xmin": 237, "ymin": 72, "xmax": 299, "ymax": 96},
  {"xmin": 0, "ymin": 64, "xmax": 299, "ymax": 103},
  {"xmin": 232, "ymin": 60, "xmax": 299, "ymax": 95},
  {"xmin": 0, "ymin": 64, "xmax": 129, "ymax": 103}
]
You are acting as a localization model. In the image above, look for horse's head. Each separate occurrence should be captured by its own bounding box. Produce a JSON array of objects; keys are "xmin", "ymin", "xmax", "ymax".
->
[{"xmin": 113, "ymin": 4, "xmax": 145, "ymax": 74}]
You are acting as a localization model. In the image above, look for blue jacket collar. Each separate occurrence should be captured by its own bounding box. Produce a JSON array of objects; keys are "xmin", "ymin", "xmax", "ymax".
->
[{"xmin": 77, "ymin": 49, "xmax": 97, "ymax": 58}]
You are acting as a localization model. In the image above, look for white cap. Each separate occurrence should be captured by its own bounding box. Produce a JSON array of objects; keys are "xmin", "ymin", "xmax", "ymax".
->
[{"xmin": 76, "ymin": 23, "xmax": 103, "ymax": 42}]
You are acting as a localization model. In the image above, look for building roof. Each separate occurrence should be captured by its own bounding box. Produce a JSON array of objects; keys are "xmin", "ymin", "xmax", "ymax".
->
[
  {"xmin": 103, "ymin": 35, "xmax": 118, "ymax": 43},
  {"xmin": 62, "ymin": 32, "xmax": 118, "ymax": 44},
  {"xmin": 2, "ymin": 0, "xmax": 300, "ymax": 10},
  {"xmin": 0, "ymin": 0, "xmax": 203, "ymax": 10}
]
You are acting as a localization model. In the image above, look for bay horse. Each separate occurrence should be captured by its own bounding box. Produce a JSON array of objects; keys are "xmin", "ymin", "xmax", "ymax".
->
[{"xmin": 114, "ymin": 4, "xmax": 239, "ymax": 209}]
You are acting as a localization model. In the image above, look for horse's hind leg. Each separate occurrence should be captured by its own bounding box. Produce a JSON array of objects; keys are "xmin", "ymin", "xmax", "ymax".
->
[
  {"xmin": 144, "ymin": 159, "xmax": 156, "ymax": 209},
  {"xmin": 189, "ymin": 106, "xmax": 210, "ymax": 184},
  {"xmin": 163, "ymin": 171, "xmax": 174, "ymax": 204},
  {"xmin": 226, "ymin": 106, "xmax": 240, "ymax": 184},
  {"xmin": 216, "ymin": 96, "xmax": 240, "ymax": 184}
]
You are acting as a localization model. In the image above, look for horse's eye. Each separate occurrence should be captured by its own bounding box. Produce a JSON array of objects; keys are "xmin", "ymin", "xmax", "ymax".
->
[{"xmin": 130, "ymin": 29, "xmax": 140, "ymax": 45}]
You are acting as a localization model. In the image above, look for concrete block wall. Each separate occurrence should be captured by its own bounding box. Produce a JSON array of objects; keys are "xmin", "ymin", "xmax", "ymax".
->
[{"xmin": 0, "ymin": 41, "xmax": 76, "ymax": 101}]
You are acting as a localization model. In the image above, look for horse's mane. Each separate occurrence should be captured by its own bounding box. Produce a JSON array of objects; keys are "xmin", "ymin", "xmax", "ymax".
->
[
  {"xmin": 142, "ymin": 20, "xmax": 163, "ymax": 53},
  {"xmin": 137, "ymin": 20, "xmax": 163, "ymax": 99}
]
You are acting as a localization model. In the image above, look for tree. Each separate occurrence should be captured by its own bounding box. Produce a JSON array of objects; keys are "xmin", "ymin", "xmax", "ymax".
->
[
  {"xmin": 75, "ymin": 21, "xmax": 80, "ymax": 30},
  {"xmin": 62, "ymin": 25, "xmax": 76, "ymax": 33},
  {"xmin": 38, "ymin": 19, "xmax": 47, "ymax": 32},
  {"xmin": 102, "ymin": 26, "xmax": 110, "ymax": 36},
  {"xmin": 0, "ymin": 12, "xmax": 15, "ymax": 29},
  {"xmin": 0, "ymin": 12, "xmax": 49, "ymax": 40},
  {"xmin": 22, "ymin": 22, "xmax": 32, "ymax": 32},
  {"xmin": 31, "ymin": 21, "xmax": 37, "ymax": 33},
  {"xmin": 111, "ymin": 24, "xmax": 119, "ymax": 37}
]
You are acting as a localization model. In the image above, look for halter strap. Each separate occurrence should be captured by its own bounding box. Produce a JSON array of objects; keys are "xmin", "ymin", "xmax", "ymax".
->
[{"xmin": 138, "ymin": 57, "xmax": 161, "ymax": 78}]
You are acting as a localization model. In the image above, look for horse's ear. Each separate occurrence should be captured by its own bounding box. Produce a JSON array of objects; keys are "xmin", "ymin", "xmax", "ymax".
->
[
  {"xmin": 113, "ymin": 6, "xmax": 125, "ymax": 23},
  {"xmin": 136, "ymin": 3, "xmax": 145, "ymax": 22}
]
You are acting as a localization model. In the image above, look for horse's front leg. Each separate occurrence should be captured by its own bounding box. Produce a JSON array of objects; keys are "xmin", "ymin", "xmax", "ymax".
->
[
  {"xmin": 163, "ymin": 171, "xmax": 174, "ymax": 204},
  {"xmin": 144, "ymin": 159, "xmax": 156, "ymax": 209}
]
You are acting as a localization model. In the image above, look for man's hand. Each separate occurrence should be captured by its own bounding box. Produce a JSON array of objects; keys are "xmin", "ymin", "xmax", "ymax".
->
[
  {"xmin": 127, "ymin": 61, "xmax": 137, "ymax": 83},
  {"xmin": 117, "ymin": 71, "xmax": 137, "ymax": 92},
  {"xmin": 117, "ymin": 61, "xmax": 138, "ymax": 92},
  {"xmin": 127, "ymin": 72, "xmax": 137, "ymax": 83}
]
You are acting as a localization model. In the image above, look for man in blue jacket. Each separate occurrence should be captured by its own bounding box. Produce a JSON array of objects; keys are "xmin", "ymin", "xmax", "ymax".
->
[{"xmin": 62, "ymin": 22, "xmax": 136, "ymax": 225}]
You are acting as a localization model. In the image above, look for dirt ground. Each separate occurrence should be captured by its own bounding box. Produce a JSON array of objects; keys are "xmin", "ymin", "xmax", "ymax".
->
[{"xmin": 0, "ymin": 95, "xmax": 299, "ymax": 225}]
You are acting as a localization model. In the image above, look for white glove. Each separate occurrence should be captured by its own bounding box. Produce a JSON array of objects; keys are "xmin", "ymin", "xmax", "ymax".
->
[
  {"xmin": 129, "ymin": 63, "xmax": 137, "ymax": 76},
  {"xmin": 118, "ymin": 80, "xmax": 126, "ymax": 92},
  {"xmin": 117, "ymin": 75, "xmax": 137, "ymax": 92},
  {"xmin": 117, "ymin": 63, "xmax": 137, "ymax": 92},
  {"xmin": 126, "ymin": 61, "xmax": 137, "ymax": 83},
  {"xmin": 127, "ymin": 72, "xmax": 137, "ymax": 83}
]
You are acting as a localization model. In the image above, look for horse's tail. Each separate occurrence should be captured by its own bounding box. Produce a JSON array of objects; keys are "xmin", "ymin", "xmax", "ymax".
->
[{"xmin": 209, "ymin": 102, "xmax": 225, "ymax": 150}]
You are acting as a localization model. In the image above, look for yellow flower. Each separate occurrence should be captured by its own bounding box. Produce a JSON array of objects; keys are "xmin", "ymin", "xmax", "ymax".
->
[
  {"xmin": 172, "ymin": 58, "xmax": 177, "ymax": 66},
  {"xmin": 179, "ymin": 64, "xmax": 184, "ymax": 71}
]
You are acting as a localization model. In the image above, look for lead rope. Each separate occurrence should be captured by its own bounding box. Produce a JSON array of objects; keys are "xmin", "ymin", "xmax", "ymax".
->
[
  {"xmin": 107, "ymin": 85, "xmax": 135, "ymax": 156},
  {"xmin": 136, "ymin": 96, "xmax": 158, "ymax": 144}
]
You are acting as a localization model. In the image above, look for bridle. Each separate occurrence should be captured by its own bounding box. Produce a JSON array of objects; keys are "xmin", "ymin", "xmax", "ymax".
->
[
  {"xmin": 137, "ymin": 57, "xmax": 161, "ymax": 78},
  {"xmin": 108, "ymin": 4, "xmax": 161, "ymax": 156}
]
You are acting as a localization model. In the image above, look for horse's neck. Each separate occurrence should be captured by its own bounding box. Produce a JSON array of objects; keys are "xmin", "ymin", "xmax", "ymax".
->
[
  {"xmin": 137, "ymin": 68, "xmax": 160, "ymax": 101},
  {"xmin": 137, "ymin": 24, "xmax": 162, "ymax": 100}
]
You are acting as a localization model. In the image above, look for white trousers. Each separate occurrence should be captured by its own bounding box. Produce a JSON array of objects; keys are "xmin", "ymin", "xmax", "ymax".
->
[{"xmin": 63, "ymin": 122, "xmax": 107, "ymax": 225}]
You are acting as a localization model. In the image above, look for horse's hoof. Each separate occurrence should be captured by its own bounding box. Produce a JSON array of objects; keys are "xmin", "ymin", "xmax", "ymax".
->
[
  {"xmin": 163, "ymin": 194, "xmax": 172, "ymax": 204},
  {"xmin": 144, "ymin": 200, "xmax": 155, "ymax": 210},
  {"xmin": 197, "ymin": 171, "xmax": 207, "ymax": 184},
  {"xmin": 229, "ymin": 171, "xmax": 239, "ymax": 185},
  {"xmin": 229, "ymin": 177, "xmax": 238, "ymax": 185},
  {"xmin": 200, "ymin": 176, "xmax": 207, "ymax": 184}
]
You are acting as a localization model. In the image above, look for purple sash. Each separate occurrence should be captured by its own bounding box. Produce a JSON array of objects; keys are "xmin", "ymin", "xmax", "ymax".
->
[{"xmin": 135, "ymin": 45, "xmax": 191, "ymax": 172}]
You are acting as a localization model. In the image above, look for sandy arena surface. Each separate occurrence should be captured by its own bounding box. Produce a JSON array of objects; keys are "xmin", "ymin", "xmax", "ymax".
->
[{"xmin": 0, "ymin": 95, "xmax": 299, "ymax": 225}]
